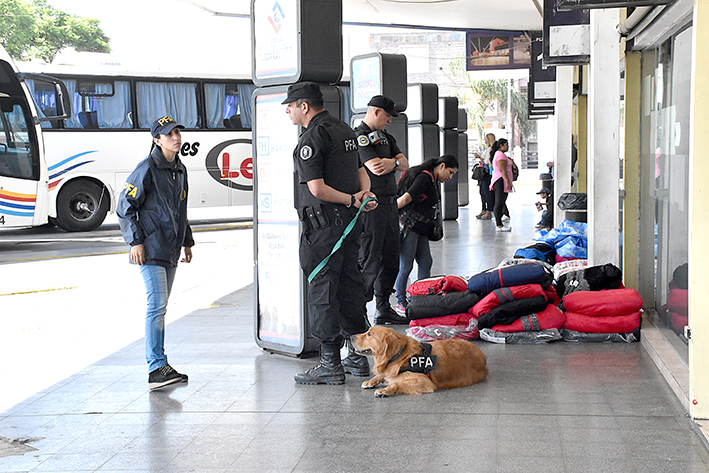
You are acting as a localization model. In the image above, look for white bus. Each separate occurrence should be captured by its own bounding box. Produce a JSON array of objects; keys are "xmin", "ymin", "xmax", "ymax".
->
[
  {"xmin": 21, "ymin": 64, "xmax": 255, "ymax": 231},
  {"xmin": 0, "ymin": 48, "xmax": 70, "ymax": 229}
]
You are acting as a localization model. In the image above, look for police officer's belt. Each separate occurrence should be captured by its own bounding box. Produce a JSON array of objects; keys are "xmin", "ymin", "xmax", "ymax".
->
[{"xmin": 307, "ymin": 196, "xmax": 377, "ymax": 284}]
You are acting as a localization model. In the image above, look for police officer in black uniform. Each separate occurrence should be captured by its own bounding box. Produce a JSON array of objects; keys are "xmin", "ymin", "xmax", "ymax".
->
[
  {"xmin": 283, "ymin": 82, "xmax": 378, "ymax": 385},
  {"xmin": 355, "ymin": 95, "xmax": 410, "ymax": 324}
]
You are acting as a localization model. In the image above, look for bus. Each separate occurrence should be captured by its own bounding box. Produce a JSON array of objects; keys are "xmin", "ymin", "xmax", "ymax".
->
[
  {"xmin": 0, "ymin": 47, "xmax": 70, "ymax": 229},
  {"xmin": 19, "ymin": 63, "xmax": 255, "ymax": 232}
]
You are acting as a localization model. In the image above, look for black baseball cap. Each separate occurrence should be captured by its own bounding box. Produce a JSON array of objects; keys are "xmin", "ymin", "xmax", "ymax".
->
[
  {"xmin": 537, "ymin": 187, "xmax": 551, "ymax": 195},
  {"xmin": 281, "ymin": 82, "xmax": 323, "ymax": 104},
  {"xmin": 150, "ymin": 116, "xmax": 184, "ymax": 138},
  {"xmin": 367, "ymin": 95, "xmax": 399, "ymax": 117}
]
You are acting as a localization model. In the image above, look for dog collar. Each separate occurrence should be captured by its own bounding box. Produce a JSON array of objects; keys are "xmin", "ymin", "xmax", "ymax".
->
[{"xmin": 389, "ymin": 342, "xmax": 438, "ymax": 375}]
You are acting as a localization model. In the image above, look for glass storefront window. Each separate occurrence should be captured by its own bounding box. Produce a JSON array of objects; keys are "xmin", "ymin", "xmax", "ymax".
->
[{"xmin": 641, "ymin": 26, "xmax": 692, "ymax": 358}]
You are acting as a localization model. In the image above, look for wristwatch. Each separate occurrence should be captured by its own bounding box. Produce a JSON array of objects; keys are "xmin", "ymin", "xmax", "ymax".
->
[
  {"xmin": 394, "ymin": 158, "xmax": 400, "ymax": 168},
  {"xmin": 347, "ymin": 194, "xmax": 356, "ymax": 208}
]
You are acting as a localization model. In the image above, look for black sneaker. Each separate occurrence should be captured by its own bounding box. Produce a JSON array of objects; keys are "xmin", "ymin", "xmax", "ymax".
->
[{"xmin": 148, "ymin": 364, "xmax": 188, "ymax": 390}]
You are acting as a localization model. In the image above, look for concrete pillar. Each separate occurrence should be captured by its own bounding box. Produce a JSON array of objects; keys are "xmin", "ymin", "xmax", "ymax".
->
[
  {"xmin": 577, "ymin": 92, "xmax": 587, "ymax": 194},
  {"xmin": 689, "ymin": 0, "xmax": 709, "ymax": 420},
  {"xmin": 554, "ymin": 66, "xmax": 573, "ymax": 227},
  {"xmin": 587, "ymin": 8, "xmax": 621, "ymax": 266},
  {"xmin": 622, "ymin": 51, "xmax": 641, "ymax": 292},
  {"xmin": 623, "ymin": 51, "xmax": 655, "ymax": 304}
]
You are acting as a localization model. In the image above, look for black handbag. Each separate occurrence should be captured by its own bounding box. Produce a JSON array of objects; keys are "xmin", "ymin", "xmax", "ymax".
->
[{"xmin": 472, "ymin": 163, "xmax": 486, "ymax": 180}]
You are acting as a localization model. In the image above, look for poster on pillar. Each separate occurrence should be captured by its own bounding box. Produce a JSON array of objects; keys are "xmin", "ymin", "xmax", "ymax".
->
[
  {"xmin": 252, "ymin": 87, "xmax": 307, "ymax": 355},
  {"xmin": 543, "ymin": 0, "xmax": 590, "ymax": 65}
]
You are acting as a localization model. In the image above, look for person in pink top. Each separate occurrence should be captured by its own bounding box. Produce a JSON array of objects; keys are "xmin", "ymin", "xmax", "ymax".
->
[{"xmin": 489, "ymin": 138, "xmax": 513, "ymax": 232}]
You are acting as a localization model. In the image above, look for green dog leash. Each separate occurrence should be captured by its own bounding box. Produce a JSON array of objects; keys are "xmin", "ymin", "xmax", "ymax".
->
[{"xmin": 307, "ymin": 196, "xmax": 377, "ymax": 284}]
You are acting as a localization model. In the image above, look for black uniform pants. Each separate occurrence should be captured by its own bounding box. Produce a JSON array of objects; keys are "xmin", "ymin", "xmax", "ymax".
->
[
  {"xmin": 299, "ymin": 209, "xmax": 369, "ymax": 346},
  {"xmin": 358, "ymin": 201, "xmax": 400, "ymax": 304}
]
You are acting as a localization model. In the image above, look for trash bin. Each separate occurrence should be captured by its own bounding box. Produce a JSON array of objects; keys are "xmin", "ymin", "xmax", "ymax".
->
[
  {"xmin": 557, "ymin": 192, "xmax": 587, "ymax": 223},
  {"xmin": 539, "ymin": 172, "xmax": 553, "ymax": 192}
]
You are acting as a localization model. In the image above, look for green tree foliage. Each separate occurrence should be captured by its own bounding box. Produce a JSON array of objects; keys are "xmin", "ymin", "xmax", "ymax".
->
[
  {"xmin": 0, "ymin": 0, "xmax": 110, "ymax": 63},
  {"xmin": 449, "ymin": 57, "xmax": 535, "ymax": 147}
]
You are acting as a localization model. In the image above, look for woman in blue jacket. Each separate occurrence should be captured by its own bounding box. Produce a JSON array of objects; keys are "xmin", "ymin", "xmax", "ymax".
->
[{"xmin": 117, "ymin": 116, "xmax": 195, "ymax": 390}]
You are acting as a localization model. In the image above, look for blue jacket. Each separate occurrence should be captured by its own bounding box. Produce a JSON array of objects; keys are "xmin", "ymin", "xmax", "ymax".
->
[{"xmin": 117, "ymin": 146, "xmax": 194, "ymax": 267}]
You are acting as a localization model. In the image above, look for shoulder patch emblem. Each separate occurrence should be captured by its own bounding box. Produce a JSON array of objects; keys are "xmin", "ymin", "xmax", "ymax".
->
[
  {"xmin": 357, "ymin": 135, "xmax": 370, "ymax": 147},
  {"xmin": 300, "ymin": 145, "xmax": 313, "ymax": 160}
]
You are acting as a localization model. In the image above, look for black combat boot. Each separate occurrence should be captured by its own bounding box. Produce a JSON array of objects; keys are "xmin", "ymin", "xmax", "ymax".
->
[
  {"xmin": 341, "ymin": 339, "xmax": 370, "ymax": 377},
  {"xmin": 374, "ymin": 294, "xmax": 409, "ymax": 325},
  {"xmin": 294, "ymin": 343, "xmax": 345, "ymax": 385}
]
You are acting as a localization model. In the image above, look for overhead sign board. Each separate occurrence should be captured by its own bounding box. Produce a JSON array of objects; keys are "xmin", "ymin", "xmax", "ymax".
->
[
  {"xmin": 350, "ymin": 53, "xmax": 407, "ymax": 114},
  {"xmin": 544, "ymin": 0, "xmax": 590, "ymax": 65},
  {"xmin": 557, "ymin": 0, "xmax": 669, "ymax": 9},
  {"xmin": 251, "ymin": 0, "xmax": 342, "ymax": 86},
  {"xmin": 529, "ymin": 36, "xmax": 557, "ymax": 105}
]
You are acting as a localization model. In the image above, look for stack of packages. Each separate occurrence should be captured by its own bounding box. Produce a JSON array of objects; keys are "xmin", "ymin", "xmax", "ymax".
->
[
  {"xmin": 404, "ymin": 259, "xmax": 645, "ymax": 345},
  {"xmin": 405, "ymin": 275, "xmax": 481, "ymax": 341},
  {"xmin": 405, "ymin": 261, "xmax": 562, "ymax": 344},
  {"xmin": 467, "ymin": 261, "xmax": 564, "ymax": 344},
  {"xmin": 556, "ymin": 263, "xmax": 643, "ymax": 342}
]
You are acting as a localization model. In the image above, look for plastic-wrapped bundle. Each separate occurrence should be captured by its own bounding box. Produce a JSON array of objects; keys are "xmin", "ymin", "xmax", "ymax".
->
[
  {"xmin": 560, "ymin": 328, "xmax": 640, "ymax": 343},
  {"xmin": 406, "ymin": 319, "xmax": 479, "ymax": 342},
  {"xmin": 479, "ymin": 328, "xmax": 562, "ymax": 344}
]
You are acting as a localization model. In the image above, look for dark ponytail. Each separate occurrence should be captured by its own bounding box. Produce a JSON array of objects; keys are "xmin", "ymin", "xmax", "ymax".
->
[
  {"xmin": 490, "ymin": 138, "xmax": 508, "ymax": 159},
  {"xmin": 397, "ymin": 154, "xmax": 459, "ymax": 195}
]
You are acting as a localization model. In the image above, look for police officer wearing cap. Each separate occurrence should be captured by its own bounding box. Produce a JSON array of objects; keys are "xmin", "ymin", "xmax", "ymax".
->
[
  {"xmin": 355, "ymin": 95, "xmax": 409, "ymax": 324},
  {"xmin": 283, "ymin": 82, "xmax": 378, "ymax": 385}
]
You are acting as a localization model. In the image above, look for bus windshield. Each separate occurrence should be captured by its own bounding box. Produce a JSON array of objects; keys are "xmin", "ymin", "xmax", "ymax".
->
[{"xmin": 0, "ymin": 98, "xmax": 38, "ymax": 180}]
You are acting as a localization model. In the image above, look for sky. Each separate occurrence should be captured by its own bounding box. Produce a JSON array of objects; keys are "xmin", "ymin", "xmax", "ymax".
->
[
  {"xmin": 41, "ymin": 0, "xmax": 528, "ymax": 81},
  {"xmin": 45, "ymin": 0, "xmax": 254, "ymax": 76}
]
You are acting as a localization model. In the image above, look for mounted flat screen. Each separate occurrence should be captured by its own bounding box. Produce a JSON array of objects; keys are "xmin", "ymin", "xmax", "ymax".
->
[{"xmin": 466, "ymin": 31, "xmax": 531, "ymax": 71}]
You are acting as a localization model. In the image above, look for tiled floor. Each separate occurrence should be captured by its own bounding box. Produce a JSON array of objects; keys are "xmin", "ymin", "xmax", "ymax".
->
[{"xmin": 1, "ymin": 182, "xmax": 708, "ymax": 472}]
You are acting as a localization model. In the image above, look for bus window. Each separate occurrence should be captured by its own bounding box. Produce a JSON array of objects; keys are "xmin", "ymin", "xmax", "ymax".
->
[
  {"xmin": 25, "ymin": 79, "xmax": 60, "ymax": 129},
  {"xmin": 136, "ymin": 81, "xmax": 198, "ymax": 129},
  {"xmin": 205, "ymin": 82, "xmax": 241, "ymax": 129},
  {"xmin": 0, "ymin": 99, "xmax": 37, "ymax": 180},
  {"xmin": 66, "ymin": 79, "xmax": 132, "ymax": 129}
]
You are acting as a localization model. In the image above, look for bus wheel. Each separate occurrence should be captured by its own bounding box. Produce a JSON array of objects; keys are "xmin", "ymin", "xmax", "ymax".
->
[{"xmin": 55, "ymin": 180, "xmax": 109, "ymax": 232}]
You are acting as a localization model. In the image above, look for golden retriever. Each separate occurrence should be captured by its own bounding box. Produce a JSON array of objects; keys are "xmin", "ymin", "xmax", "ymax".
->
[{"xmin": 351, "ymin": 326, "xmax": 487, "ymax": 397}]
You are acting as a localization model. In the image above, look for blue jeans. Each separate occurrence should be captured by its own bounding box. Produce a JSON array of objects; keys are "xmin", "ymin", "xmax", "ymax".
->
[
  {"xmin": 139, "ymin": 265, "xmax": 176, "ymax": 372},
  {"xmin": 395, "ymin": 230, "xmax": 432, "ymax": 306}
]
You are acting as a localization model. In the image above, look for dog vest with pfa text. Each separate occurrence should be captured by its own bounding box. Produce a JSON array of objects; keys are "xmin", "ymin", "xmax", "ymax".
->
[{"xmin": 398, "ymin": 342, "xmax": 438, "ymax": 375}]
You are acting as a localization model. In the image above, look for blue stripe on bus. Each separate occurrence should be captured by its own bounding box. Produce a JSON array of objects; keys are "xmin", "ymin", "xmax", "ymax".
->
[
  {"xmin": 0, "ymin": 208, "xmax": 34, "ymax": 217},
  {"xmin": 49, "ymin": 160, "xmax": 95, "ymax": 180},
  {"xmin": 0, "ymin": 200, "xmax": 35, "ymax": 211},
  {"xmin": 48, "ymin": 150, "xmax": 98, "ymax": 171}
]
